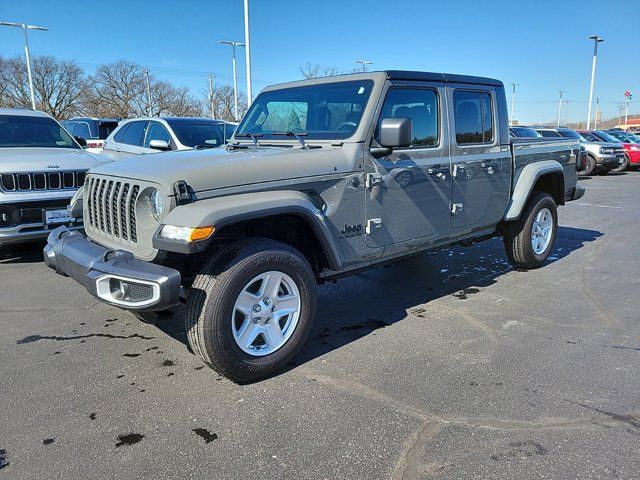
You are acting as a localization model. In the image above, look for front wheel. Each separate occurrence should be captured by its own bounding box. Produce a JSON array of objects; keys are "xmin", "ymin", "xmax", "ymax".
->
[
  {"xmin": 610, "ymin": 155, "xmax": 629, "ymax": 173},
  {"xmin": 503, "ymin": 192, "xmax": 558, "ymax": 269},
  {"xmin": 185, "ymin": 238, "xmax": 317, "ymax": 383},
  {"xmin": 578, "ymin": 155, "xmax": 596, "ymax": 176}
]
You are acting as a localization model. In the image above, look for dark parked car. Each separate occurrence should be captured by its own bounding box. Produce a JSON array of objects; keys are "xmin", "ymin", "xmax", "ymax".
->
[
  {"xmin": 509, "ymin": 126, "xmax": 542, "ymax": 138},
  {"xmin": 62, "ymin": 117, "xmax": 120, "ymax": 154}
]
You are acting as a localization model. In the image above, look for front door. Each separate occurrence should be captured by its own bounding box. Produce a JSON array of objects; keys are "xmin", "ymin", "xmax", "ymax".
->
[
  {"xmin": 365, "ymin": 83, "xmax": 452, "ymax": 248},
  {"xmin": 448, "ymin": 87, "xmax": 511, "ymax": 229}
]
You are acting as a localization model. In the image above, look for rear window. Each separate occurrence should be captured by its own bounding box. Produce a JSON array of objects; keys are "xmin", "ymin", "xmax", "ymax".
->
[
  {"xmin": 538, "ymin": 130, "xmax": 562, "ymax": 138},
  {"xmin": 453, "ymin": 91, "xmax": 493, "ymax": 145},
  {"xmin": 98, "ymin": 122, "xmax": 119, "ymax": 139}
]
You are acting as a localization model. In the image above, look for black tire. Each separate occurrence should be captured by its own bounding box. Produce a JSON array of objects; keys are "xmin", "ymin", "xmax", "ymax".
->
[
  {"xmin": 578, "ymin": 155, "xmax": 596, "ymax": 176},
  {"xmin": 610, "ymin": 155, "xmax": 629, "ymax": 173},
  {"xmin": 185, "ymin": 238, "xmax": 317, "ymax": 383},
  {"xmin": 133, "ymin": 309, "xmax": 174, "ymax": 324},
  {"xmin": 503, "ymin": 191, "xmax": 558, "ymax": 269}
]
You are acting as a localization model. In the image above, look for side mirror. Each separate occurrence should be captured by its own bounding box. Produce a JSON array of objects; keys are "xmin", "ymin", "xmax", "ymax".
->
[
  {"xmin": 74, "ymin": 136, "xmax": 87, "ymax": 148},
  {"xmin": 378, "ymin": 117, "xmax": 412, "ymax": 149},
  {"xmin": 149, "ymin": 139, "xmax": 171, "ymax": 151}
]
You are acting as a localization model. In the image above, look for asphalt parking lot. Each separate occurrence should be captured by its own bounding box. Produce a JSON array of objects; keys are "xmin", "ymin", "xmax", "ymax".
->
[{"xmin": 1, "ymin": 172, "xmax": 639, "ymax": 480}]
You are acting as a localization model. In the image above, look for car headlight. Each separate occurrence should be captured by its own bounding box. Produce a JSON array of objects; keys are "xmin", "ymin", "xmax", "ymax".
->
[
  {"xmin": 158, "ymin": 224, "xmax": 215, "ymax": 242},
  {"xmin": 150, "ymin": 189, "xmax": 163, "ymax": 220}
]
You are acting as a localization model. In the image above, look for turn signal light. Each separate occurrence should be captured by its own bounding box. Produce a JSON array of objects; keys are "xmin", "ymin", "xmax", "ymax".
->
[{"xmin": 190, "ymin": 226, "xmax": 215, "ymax": 241}]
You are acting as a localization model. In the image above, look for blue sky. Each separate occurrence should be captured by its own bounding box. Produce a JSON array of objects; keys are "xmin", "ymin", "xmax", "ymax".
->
[{"xmin": 1, "ymin": 0, "xmax": 637, "ymax": 124}]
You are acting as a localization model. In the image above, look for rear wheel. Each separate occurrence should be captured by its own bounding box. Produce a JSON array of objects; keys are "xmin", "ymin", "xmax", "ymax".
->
[
  {"xmin": 185, "ymin": 238, "xmax": 317, "ymax": 383},
  {"xmin": 610, "ymin": 155, "xmax": 629, "ymax": 173},
  {"xmin": 503, "ymin": 191, "xmax": 558, "ymax": 269},
  {"xmin": 578, "ymin": 155, "xmax": 596, "ymax": 176}
]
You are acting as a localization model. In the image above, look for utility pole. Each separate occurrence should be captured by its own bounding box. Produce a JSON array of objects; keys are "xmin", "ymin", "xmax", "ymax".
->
[
  {"xmin": 509, "ymin": 83, "xmax": 519, "ymax": 126},
  {"xmin": 594, "ymin": 97, "xmax": 600, "ymax": 129},
  {"xmin": 354, "ymin": 60, "xmax": 372, "ymax": 72},
  {"xmin": 144, "ymin": 69, "xmax": 152, "ymax": 117},
  {"xmin": 208, "ymin": 74, "xmax": 215, "ymax": 119},
  {"xmin": 617, "ymin": 104, "xmax": 625, "ymax": 126},
  {"xmin": 586, "ymin": 35, "xmax": 604, "ymax": 129},
  {"xmin": 564, "ymin": 100, "xmax": 571, "ymax": 127},
  {"xmin": 0, "ymin": 22, "xmax": 48, "ymax": 110},
  {"xmin": 243, "ymin": 0, "xmax": 253, "ymax": 108},
  {"xmin": 557, "ymin": 90, "xmax": 566, "ymax": 127}
]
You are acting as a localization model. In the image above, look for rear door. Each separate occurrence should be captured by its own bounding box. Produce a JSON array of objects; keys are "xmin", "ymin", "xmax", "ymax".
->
[
  {"xmin": 365, "ymin": 82, "xmax": 452, "ymax": 248},
  {"xmin": 448, "ymin": 87, "xmax": 511, "ymax": 230}
]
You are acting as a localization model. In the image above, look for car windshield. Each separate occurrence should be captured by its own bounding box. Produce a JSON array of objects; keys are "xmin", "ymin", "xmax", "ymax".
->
[
  {"xmin": 166, "ymin": 120, "xmax": 229, "ymax": 148},
  {"xmin": 511, "ymin": 127, "xmax": 541, "ymax": 138},
  {"xmin": 557, "ymin": 129, "xmax": 580, "ymax": 139},
  {"xmin": 0, "ymin": 114, "xmax": 79, "ymax": 149},
  {"xmin": 593, "ymin": 131, "xmax": 620, "ymax": 143},
  {"xmin": 236, "ymin": 80, "xmax": 374, "ymax": 141}
]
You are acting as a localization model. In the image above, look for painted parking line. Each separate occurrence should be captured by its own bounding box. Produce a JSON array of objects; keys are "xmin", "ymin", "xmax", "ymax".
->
[{"xmin": 575, "ymin": 203, "xmax": 623, "ymax": 209}]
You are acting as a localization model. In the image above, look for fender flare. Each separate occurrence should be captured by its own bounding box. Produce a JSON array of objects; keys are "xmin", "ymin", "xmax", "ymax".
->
[
  {"xmin": 504, "ymin": 160, "xmax": 564, "ymax": 221},
  {"xmin": 156, "ymin": 190, "xmax": 343, "ymax": 271}
]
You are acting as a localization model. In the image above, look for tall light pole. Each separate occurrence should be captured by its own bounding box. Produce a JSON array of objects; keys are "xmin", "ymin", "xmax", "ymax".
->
[
  {"xmin": 354, "ymin": 60, "xmax": 372, "ymax": 72},
  {"xmin": 586, "ymin": 35, "xmax": 604, "ymax": 129},
  {"xmin": 208, "ymin": 74, "xmax": 215, "ymax": 118},
  {"xmin": 564, "ymin": 100, "xmax": 571, "ymax": 127},
  {"xmin": 624, "ymin": 99, "xmax": 630, "ymax": 127},
  {"xmin": 218, "ymin": 40, "xmax": 245, "ymax": 121},
  {"xmin": 557, "ymin": 90, "xmax": 566, "ymax": 127},
  {"xmin": 0, "ymin": 21, "xmax": 47, "ymax": 110},
  {"xmin": 509, "ymin": 83, "xmax": 519, "ymax": 126},
  {"xmin": 243, "ymin": 0, "xmax": 252, "ymax": 108}
]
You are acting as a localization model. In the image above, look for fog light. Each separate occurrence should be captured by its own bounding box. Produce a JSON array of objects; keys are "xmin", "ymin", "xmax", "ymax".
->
[{"xmin": 96, "ymin": 275, "xmax": 160, "ymax": 307}]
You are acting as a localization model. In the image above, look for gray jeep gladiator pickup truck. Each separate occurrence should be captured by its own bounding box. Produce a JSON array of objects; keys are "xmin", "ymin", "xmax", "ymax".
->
[{"xmin": 44, "ymin": 71, "xmax": 585, "ymax": 382}]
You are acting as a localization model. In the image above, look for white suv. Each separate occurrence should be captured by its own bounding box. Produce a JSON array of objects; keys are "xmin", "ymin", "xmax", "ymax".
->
[{"xmin": 102, "ymin": 117, "xmax": 236, "ymax": 160}]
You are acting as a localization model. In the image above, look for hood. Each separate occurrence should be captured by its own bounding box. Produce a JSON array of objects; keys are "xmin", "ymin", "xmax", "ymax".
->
[
  {"xmin": 0, "ymin": 147, "xmax": 111, "ymax": 173},
  {"xmin": 90, "ymin": 146, "xmax": 336, "ymax": 194}
]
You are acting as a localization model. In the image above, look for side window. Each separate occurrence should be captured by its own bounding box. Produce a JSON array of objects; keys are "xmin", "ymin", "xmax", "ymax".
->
[
  {"xmin": 113, "ymin": 123, "xmax": 130, "ymax": 143},
  {"xmin": 377, "ymin": 88, "xmax": 439, "ymax": 148},
  {"xmin": 144, "ymin": 122, "xmax": 172, "ymax": 147},
  {"xmin": 63, "ymin": 121, "xmax": 77, "ymax": 135},
  {"xmin": 224, "ymin": 123, "xmax": 236, "ymax": 142},
  {"xmin": 74, "ymin": 122, "xmax": 92, "ymax": 139},
  {"xmin": 454, "ymin": 90, "xmax": 494, "ymax": 145},
  {"xmin": 122, "ymin": 121, "xmax": 149, "ymax": 146}
]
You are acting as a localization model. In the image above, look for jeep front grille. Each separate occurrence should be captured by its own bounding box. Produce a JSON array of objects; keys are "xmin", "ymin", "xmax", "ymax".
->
[
  {"xmin": 0, "ymin": 171, "xmax": 86, "ymax": 192},
  {"xmin": 86, "ymin": 177, "xmax": 141, "ymax": 243}
]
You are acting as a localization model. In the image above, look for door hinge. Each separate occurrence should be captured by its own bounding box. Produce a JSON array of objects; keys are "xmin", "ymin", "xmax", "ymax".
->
[
  {"xmin": 366, "ymin": 218, "xmax": 382, "ymax": 234},
  {"xmin": 365, "ymin": 173, "xmax": 383, "ymax": 189},
  {"xmin": 451, "ymin": 203, "xmax": 463, "ymax": 215}
]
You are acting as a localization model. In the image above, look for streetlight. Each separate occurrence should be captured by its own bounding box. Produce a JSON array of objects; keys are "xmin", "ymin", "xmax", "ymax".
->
[
  {"xmin": 243, "ymin": 0, "xmax": 253, "ymax": 108},
  {"xmin": 557, "ymin": 90, "xmax": 566, "ymax": 127},
  {"xmin": 354, "ymin": 60, "xmax": 372, "ymax": 72},
  {"xmin": 586, "ymin": 35, "xmax": 604, "ymax": 130},
  {"xmin": 0, "ymin": 21, "xmax": 47, "ymax": 110},
  {"xmin": 509, "ymin": 83, "xmax": 519, "ymax": 126},
  {"xmin": 218, "ymin": 40, "xmax": 245, "ymax": 121}
]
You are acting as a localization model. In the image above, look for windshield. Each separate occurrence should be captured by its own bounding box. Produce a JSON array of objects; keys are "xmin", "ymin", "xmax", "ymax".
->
[
  {"xmin": 236, "ymin": 80, "xmax": 374, "ymax": 141},
  {"xmin": 0, "ymin": 114, "xmax": 79, "ymax": 149},
  {"xmin": 593, "ymin": 130, "xmax": 620, "ymax": 143},
  {"xmin": 510, "ymin": 127, "xmax": 541, "ymax": 138},
  {"xmin": 166, "ymin": 120, "xmax": 229, "ymax": 148},
  {"xmin": 557, "ymin": 129, "xmax": 580, "ymax": 139}
]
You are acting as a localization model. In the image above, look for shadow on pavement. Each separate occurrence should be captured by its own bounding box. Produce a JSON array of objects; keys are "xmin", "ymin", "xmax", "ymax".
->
[{"xmin": 0, "ymin": 241, "xmax": 47, "ymax": 265}]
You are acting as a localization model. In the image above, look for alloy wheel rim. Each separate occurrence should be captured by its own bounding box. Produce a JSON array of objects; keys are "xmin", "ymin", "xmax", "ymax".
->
[
  {"xmin": 231, "ymin": 271, "xmax": 301, "ymax": 357},
  {"xmin": 531, "ymin": 207, "xmax": 553, "ymax": 255}
]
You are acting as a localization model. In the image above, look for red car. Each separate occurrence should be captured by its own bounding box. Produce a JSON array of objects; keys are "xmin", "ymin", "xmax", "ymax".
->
[{"xmin": 605, "ymin": 130, "xmax": 640, "ymax": 170}]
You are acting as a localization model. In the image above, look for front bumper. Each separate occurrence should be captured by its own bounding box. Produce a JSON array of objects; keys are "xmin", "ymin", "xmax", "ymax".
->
[
  {"xmin": 595, "ymin": 154, "xmax": 623, "ymax": 167},
  {"xmin": 44, "ymin": 226, "xmax": 181, "ymax": 311}
]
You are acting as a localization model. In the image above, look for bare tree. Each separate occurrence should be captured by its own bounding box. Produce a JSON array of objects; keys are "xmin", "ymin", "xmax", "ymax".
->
[
  {"xmin": 299, "ymin": 63, "xmax": 344, "ymax": 79},
  {"xmin": 206, "ymin": 84, "xmax": 248, "ymax": 122}
]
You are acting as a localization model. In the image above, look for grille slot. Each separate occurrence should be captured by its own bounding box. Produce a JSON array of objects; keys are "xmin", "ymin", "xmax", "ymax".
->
[
  {"xmin": 86, "ymin": 176, "xmax": 144, "ymax": 245},
  {"xmin": 0, "ymin": 171, "xmax": 87, "ymax": 192}
]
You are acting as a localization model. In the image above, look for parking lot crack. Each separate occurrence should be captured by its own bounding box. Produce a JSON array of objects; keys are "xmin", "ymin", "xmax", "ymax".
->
[{"xmin": 391, "ymin": 421, "xmax": 441, "ymax": 480}]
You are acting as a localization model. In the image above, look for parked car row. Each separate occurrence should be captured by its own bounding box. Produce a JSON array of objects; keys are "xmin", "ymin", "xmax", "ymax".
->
[{"xmin": 510, "ymin": 125, "xmax": 640, "ymax": 176}]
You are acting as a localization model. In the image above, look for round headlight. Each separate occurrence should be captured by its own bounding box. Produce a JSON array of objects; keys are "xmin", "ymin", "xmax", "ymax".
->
[{"xmin": 150, "ymin": 189, "xmax": 163, "ymax": 220}]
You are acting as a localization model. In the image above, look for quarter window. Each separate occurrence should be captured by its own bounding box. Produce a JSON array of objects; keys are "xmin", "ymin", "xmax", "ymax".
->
[
  {"xmin": 454, "ymin": 91, "xmax": 494, "ymax": 145},
  {"xmin": 121, "ymin": 121, "xmax": 149, "ymax": 146},
  {"xmin": 74, "ymin": 122, "xmax": 92, "ymax": 139},
  {"xmin": 377, "ymin": 88, "xmax": 439, "ymax": 148}
]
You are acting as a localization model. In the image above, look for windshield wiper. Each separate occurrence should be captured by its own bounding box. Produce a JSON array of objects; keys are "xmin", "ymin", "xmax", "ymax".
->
[
  {"xmin": 234, "ymin": 133, "xmax": 263, "ymax": 147},
  {"xmin": 272, "ymin": 131, "xmax": 310, "ymax": 149}
]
